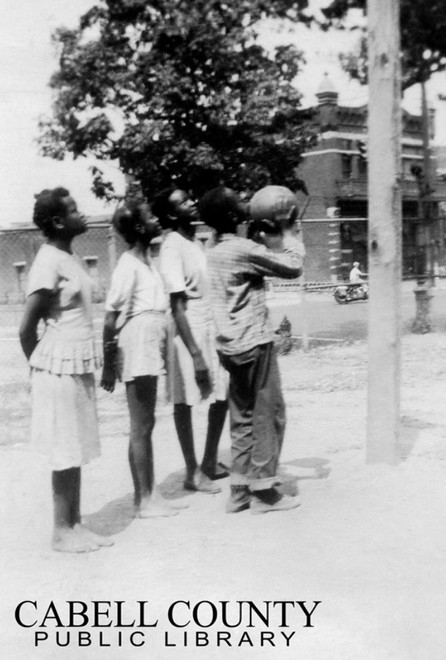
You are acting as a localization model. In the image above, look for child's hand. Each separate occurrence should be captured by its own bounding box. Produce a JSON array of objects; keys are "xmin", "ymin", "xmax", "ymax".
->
[
  {"xmin": 261, "ymin": 232, "xmax": 283, "ymax": 251},
  {"xmin": 101, "ymin": 365, "xmax": 116, "ymax": 393},
  {"xmin": 192, "ymin": 353, "xmax": 212, "ymax": 399}
]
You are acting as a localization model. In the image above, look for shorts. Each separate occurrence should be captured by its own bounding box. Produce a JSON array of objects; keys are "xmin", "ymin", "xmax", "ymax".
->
[{"xmin": 117, "ymin": 311, "xmax": 167, "ymax": 382}]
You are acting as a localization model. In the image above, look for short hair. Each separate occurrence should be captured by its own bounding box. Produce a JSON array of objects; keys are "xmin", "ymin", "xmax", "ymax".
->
[
  {"xmin": 112, "ymin": 203, "xmax": 147, "ymax": 246},
  {"xmin": 199, "ymin": 186, "xmax": 245, "ymax": 233},
  {"xmin": 151, "ymin": 188, "xmax": 177, "ymax": 229},
  {"xmin": 33, "ymin": 187, "xmax": 70, "ymax": 237},
  {"xmin": 246, "ymin": 216, "xmax": 281, "ymax": 240},
  {"xmin": 353, "ymin": 261, "xmax": 359, "ymax": 267},
  {"xmin": 250, "ymin": 186, "xmax": 298, "ymax": 228}
]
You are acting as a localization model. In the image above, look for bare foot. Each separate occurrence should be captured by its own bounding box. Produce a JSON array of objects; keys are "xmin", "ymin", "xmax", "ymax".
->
[
  {"xmin": 201, "ymin": 461, "xmax": 230, "ymax": 481},
  {"xmin": 184, "ymin": 469, "xmax": 222, "ymax": 494},
  {"xmin": 74, "ymin": 524, "xmax": 114, "ymax": 547},
  {"xmin": 52, "ymin": 528, "xmax": 99, "ymax": 553},
  {"xmin": 136, "ymin": 498, "xmax": 179, "ymax": 519}
]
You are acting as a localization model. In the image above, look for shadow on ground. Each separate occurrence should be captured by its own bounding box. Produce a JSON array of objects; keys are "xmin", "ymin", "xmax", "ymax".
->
[
  {"xmin": 283, "ymin": 457, "xmax": 331, "ymax": 480},
  {"xmin": 398, "ymin": 415, "xmax": 436, "ymax": 462},
  {"xmin": 83, "ymin": 493, "xmax": 135, "ymax": 537}
]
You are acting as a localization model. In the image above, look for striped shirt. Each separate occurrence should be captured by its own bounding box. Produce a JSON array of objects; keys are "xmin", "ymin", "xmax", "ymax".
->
[{"xmin": 207, "ymin": 234, "xmax": 303, "ymax": 355}]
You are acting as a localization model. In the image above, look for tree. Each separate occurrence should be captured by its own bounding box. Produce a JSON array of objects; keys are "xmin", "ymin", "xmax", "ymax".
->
[
  {"xmin": 320, "ymin": 1, "xmax": 446, "ymax": 90},
  {"xmin": 38, "ymin": 0, "xmax": 316, "ymax": 201}
]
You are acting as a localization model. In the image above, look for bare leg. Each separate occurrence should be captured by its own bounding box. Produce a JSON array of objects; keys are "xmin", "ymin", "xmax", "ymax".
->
[
  {"xmin": 174, "ymin": 403, "xmax": 197, "ymax": 483},
  {"xmin": 69, "ymin": 470, "xmax": 114, "ymax": 547},
  {"xmin": 127, "ymin": 377, "xmax": 177, "ymax": 518},
  {"xmin": 174, "ymin": 403, "xmax": 221, "ymax": 494},
  {"xmin": 70, "ymin": 467, "xmax": 81, "ymax": 526},
  {"xmin": 201, "ymin": 400, "xmax": 229, "ymax": 480},
  {"xmin": 52, "ymin": 468, "xmax": 98, "ymax": 553},
  {"xmin": 128, "ymin": 443, "xmax": 140, "ymax": 507}
]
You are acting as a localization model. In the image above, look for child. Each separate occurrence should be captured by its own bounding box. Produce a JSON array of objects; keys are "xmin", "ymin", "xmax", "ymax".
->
[
  {"xmin": 152, "ymin": 189, "xmax": 229, "ymax": 493},
  {"xmin": 202, "ymin": 185, "xmax": 303, "ymax": 514},
  {"xmin": 19, "ymin": 187, "xmax": 112, "ymax": 552},
  {"xmin": 101, "ymin": 202, "xmax": 185, "ymax": 517}
]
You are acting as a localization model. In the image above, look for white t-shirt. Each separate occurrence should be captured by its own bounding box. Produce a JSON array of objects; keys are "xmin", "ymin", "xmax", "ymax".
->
[
  {"xmin": 27, "ymin": 243, "xmax": 94, "ymax": 339},
  {"xmin": 105, "ymin": 250, "xmax": 168, "ymax": 321},
  {"xmin": 26, "ymin": 243, "xmax": 100, "ymax": 374},
  {"xmin": 159, "ymin": 231, "xmax": 208, "ymax": 300},
  {"xmin": 349, "ymin": 266, "xmax": 365, "ymax": 283}
]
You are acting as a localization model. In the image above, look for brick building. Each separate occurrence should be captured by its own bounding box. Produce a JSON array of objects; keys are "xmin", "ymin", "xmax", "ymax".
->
[
  {"xmin": 297, "ymin": 74, "xmax": 446, "ymax": 282},
  {"xmin": 3, "ymin": 80, "xmax": 446, "ymax": 298}
]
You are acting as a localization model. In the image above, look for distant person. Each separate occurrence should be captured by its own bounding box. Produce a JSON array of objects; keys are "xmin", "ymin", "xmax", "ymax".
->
[
  {"xmin": 349, "ymin": 261, "xmax": 368, "ymax": 292},
  {"xmin": 101, "ymin": 202, "xmax": 183, "ymax": 518},
  {"xmin": 19, "ymin": 187, "xmax": 112, "ymax": 553},
  {"xmin": 202, "ymin": 185, "xmax": 304, "ymax": 514},
  {"xmin": 152, "ymin": 189, "xmax": 229, "ymax": 494}
]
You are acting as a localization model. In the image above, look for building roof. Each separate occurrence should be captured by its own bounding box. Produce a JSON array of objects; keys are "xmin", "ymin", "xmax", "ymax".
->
[
  {"xmin": 317, "ymin": 73, "xmax": 337, "ymax": 96},
  {"xmin": 316, "ymin": 73, "xmax": 339, "ymax": 106}
]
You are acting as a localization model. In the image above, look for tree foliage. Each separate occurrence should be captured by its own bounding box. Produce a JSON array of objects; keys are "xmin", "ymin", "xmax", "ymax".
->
[
  {"xmin": 321, "ymin": 0, "xmax": 446, "ymax": 90},
  {"xmin": 39, "ymin": 0, "xmax": 317, "ymax": 201}
]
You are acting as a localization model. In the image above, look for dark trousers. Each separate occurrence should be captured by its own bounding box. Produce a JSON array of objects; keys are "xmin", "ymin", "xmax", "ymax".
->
[{"xmin": 218, "ymin": 342, "xmax": 285, "ymax": 490}]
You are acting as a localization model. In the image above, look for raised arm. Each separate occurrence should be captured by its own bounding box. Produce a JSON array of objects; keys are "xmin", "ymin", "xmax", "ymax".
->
[
  {"xmin": 19, "ymin": 290, "xmax": 51, "ymax": 361},
  {"xmin": 249, "ymin": 232, "xmax": 304, "ymax": 279}
]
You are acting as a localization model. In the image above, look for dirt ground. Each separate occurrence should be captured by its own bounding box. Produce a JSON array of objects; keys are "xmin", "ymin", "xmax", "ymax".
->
[{"xmin": 1, "ymin": 327, "xmax": 446, "ymax": 660}]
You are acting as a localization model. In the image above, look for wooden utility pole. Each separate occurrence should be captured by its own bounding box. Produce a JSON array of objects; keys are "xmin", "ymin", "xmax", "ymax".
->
[
  {"xmin": 366, "ymin": 0, "xmax": 402, "ymax": 464},
  {"xmin": 411, "ymin": 77, "xmax": 434, "ymax": 333}
]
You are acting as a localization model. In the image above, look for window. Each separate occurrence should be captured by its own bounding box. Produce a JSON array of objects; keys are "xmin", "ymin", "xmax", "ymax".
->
[
  {"xmin": 13, "ymin": 261, "xmax": 26, "ymax": 295},
  {"xmin": 83, "ymin": 256, "xmax": 98, "ymax": 276},
  {"xmin": 358, "ymin": 157, "xmax": 367, "ymax": 176},
  {"xmin": 341, "ymin": 154, "xmax": 353, "ymax": 178}
]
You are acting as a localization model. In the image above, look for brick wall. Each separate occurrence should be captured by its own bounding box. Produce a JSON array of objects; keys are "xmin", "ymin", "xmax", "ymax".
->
[
  {"xmin": 0, "ymin": 221, "xmax": 125, "ymax": 303},
  {"xmin": 302, "ymin": 220, "xmax": 341, "ymax": 282},
  {"xmin": 1, "ymin": 217, "xmax": 347, "ymax": 304}
]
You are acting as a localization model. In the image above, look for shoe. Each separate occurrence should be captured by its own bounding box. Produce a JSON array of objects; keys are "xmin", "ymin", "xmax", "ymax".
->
[
  {"xmin": 184, "ymin": 469, "xmax": 222, "ymax": 494},
  {"xmin": 201, "ymin": 461, "xmax": 230, "ymax": 481},
  {"xmin": 250, "ymin": 488, "xmax": 301, "ymax": 515},
  {"xmin": 226, "ymin": 485, "xmax": 251, "ymax": 513}
]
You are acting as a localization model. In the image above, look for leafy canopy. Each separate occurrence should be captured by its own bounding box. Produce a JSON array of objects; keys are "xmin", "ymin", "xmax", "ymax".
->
[
  {"xmin": 39, "ymin": 0, "xmax": 316, "ymax": 201},
  {"xmin": 321, "ymin": 0, "xmax": 446, "ymax": 90}
]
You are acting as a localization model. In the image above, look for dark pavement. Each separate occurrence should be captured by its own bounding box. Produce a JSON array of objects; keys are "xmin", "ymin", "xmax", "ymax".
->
[
  {"xmin": 269, "ymin": 287, "xmax": 446, "ymax": 342},
  {"xmin": 1, "ymin": 287, "xmax": 444, "ymax": 343}
]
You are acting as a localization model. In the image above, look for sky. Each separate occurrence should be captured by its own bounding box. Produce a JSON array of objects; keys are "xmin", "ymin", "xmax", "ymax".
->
[
  {"xmin": 1, "ymin": 1, "xmax": 446, "ymax": 227},
  {"xmin": 0, "ymin": 1, "xmax": 125, "ymax": 227}
]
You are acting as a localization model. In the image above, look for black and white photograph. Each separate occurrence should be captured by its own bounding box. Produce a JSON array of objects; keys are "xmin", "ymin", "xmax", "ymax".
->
[{"xmin": 1, "ymin": 1, "xmax": 446, "ymax": 658}]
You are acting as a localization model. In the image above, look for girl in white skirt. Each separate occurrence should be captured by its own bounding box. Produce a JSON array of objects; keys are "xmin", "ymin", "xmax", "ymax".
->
[
  {"xmin": 101, "ymin": 203, "xmax": 184, "ymax": 518},
  {"xmin": 19, "ymin": 187, "xmax": 112, "ymax": 553}
]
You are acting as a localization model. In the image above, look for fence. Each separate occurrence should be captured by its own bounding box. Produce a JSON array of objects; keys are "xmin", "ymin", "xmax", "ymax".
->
[{"xmin": 0, "ymin": 220, "xmax": 217, "ymax": 304}]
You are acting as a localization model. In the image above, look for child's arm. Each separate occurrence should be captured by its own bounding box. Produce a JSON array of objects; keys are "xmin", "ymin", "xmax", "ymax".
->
[
  {"xmin": 170, "ymin": 292, "xmax": 212, "ymax": 400},
  {"xmin": 101, "ymin": 311, "xmax": 120, "ymax": 392},
  {"xmin": 19, "ymin": 290, "xmax": 51, "ymax": 361},
  {"xmin": 249, "ymin": 239, "xmax": 304, "ymax": 279}
]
